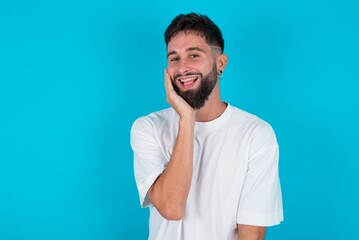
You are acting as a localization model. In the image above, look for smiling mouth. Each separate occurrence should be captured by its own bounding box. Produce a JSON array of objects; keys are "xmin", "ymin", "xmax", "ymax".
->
[{"xmin": 177, "ymin": 75, "xmax": 199, "ymax": 88}]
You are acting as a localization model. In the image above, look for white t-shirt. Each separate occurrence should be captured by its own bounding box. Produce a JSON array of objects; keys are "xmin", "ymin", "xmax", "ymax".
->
[{"xmin": 130, "ymin": 103, "xmax": 283, "ymax": 240}]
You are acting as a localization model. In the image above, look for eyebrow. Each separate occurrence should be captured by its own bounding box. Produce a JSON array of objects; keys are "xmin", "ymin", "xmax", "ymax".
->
[{"xmin": 167, "ymin": 47, "xmax": 206, "ymax": 58}]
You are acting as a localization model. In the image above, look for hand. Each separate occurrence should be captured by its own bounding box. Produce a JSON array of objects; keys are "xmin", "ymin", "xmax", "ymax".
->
[{"xmin": 164, "ymin": 69, "xmax": 196, "ymax": 121}]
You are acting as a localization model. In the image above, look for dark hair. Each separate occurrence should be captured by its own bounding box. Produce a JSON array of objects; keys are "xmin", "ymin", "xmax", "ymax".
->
[{"xmin": 164, "ymin": 13, "xmax": 224, "ymax": 53}]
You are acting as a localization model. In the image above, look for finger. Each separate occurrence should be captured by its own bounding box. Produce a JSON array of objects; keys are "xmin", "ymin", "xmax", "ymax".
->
[
  {"xmin": 164, "ymin": 68, "xmax": 174, "ymax": 93},
  {"xmin": 164, "ymin": 69, "xmax": 169, "ymax": 96}
]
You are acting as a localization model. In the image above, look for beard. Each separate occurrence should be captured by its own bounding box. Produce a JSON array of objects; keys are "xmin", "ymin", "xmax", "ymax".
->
[{"xmin": 172, "ymin": 63, "xmax": 218, "ymax": 109}]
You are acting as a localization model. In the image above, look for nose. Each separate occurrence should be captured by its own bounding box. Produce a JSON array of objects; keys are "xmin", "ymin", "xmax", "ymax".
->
[{"xmin": 176, "ymin": 59, "xmax": 191, "ymax": 75}]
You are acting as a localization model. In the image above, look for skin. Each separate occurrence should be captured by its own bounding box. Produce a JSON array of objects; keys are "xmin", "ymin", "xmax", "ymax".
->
[{"xmin": 148, "ymin": 31, "xmax": 266, "ymax": 240}]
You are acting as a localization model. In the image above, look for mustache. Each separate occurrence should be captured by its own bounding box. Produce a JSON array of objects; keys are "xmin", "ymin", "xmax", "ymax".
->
[{"xmin": 173, "ymin": 72, "xmax": 202, "ymax": 81}]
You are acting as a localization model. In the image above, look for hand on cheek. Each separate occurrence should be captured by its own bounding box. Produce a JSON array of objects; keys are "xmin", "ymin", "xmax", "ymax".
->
[{"xmin": 164, "ymin": 68, "xmax": 196, "ymax": 121}]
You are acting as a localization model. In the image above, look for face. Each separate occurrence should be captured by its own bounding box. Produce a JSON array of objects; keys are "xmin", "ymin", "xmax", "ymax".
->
[{"xmin": 167, "ymin": 31, "xmax": 220, "ymax": 109}]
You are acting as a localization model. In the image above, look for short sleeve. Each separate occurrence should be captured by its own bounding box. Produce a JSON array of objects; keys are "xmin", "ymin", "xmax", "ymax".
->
[
  {"xmin": 236, "ymin": 122, "xmax": 284, "ymax": 226},
  {"xmin": 130, "ymin": 117, "xmax": 168, "ymax": 208}
]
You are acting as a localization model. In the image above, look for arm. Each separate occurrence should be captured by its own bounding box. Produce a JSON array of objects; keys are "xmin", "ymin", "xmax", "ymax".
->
[
  {"xmin": 236, "ymin": 123, "xmax": 283, "ymax": 237},
  {"xmin": 238, "ymin": 224, "xmax": 266, "ymax": 240},
  {"xmin": 147, "ymin": 69, "xmax": 196, "ymax": 220}
]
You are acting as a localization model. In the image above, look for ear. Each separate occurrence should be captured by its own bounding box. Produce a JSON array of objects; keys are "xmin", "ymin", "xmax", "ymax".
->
[{"xmin": 216, "ymin": 53, "xmax": 228, "ymax": 73}]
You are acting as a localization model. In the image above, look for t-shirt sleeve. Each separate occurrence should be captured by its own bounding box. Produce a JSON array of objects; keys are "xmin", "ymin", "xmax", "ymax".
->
[
  {"xmin": 130, "ymin": 117, "xmax": 168, "ymax": 208},
  {"xmin": 236, "ymin": 122, "xmax": 284, "ymax": 226}
]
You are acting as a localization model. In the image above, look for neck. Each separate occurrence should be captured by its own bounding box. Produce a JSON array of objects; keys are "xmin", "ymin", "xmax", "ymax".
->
[{"xmin": 195, "ymin": 85, "xmax": 227, "ymax": 122}]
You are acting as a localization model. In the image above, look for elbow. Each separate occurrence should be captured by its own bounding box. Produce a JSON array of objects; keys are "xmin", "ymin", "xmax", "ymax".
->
[
  {"xmin": 148, "ymin": 187, "xmax": 186, "ymax": 220},
  {"xmin": 158, "ymin": 204, "xmax": 185, "ymax": 220}
]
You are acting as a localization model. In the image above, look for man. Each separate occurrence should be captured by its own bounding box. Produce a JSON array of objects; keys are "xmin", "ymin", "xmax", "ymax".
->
[{"xmin": 130, "ymin": 13, "xmax": 283, "ymax": 240}]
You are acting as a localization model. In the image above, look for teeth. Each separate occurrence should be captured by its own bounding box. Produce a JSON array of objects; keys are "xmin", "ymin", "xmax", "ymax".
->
[{"xmin": 180, "ymin": 76, "xmax": 197, "ymax": 83}]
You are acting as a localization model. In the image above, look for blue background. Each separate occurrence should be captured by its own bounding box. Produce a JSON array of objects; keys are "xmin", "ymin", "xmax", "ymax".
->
[{"xmin": 1, "ymin": 0, "xmax": 358, "ymax": 239}]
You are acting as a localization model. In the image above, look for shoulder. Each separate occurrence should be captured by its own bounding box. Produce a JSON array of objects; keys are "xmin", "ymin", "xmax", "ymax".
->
[
  {"xmin": 228, "ymin": 104, "xmax": 277, "ymax": 146},
  {"xmin": 131, "ymin": 107, "xmax": 178, "ymax": 133},
  {"xmin": 230, "ymin": 105, "xmax": 275, "ymax": 134},
  {"xmin": 228, "ymin": 105, "xmax": 278, "ymax": 160}
]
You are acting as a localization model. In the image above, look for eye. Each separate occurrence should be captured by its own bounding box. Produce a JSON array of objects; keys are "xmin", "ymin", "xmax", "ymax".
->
[
  {"xmin": 189, "ymin": 54, "xmax": 199, "ymax": 59},
  {"xmin": 169, "ymin": 57, "xmax": 179, "ymax": 62}
]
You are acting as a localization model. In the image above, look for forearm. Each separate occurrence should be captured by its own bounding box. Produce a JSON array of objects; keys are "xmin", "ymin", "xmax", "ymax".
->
[{"xmin": 148, "ymin": 118, "xmax": 194, "ymax": 220}]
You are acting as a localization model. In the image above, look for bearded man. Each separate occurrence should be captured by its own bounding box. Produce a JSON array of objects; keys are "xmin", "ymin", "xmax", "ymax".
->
[{"xmin": 130, "ymin": 13, "xmax": 283, "ymax": 240}]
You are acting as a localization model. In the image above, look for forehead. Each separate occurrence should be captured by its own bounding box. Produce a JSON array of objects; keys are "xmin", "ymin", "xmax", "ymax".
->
[{"xmin": 167, "ymin": 31, "xmax": 210, "ymax": 53}]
